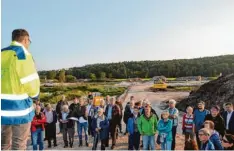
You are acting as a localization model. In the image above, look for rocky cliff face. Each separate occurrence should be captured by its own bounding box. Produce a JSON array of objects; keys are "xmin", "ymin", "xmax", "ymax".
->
[{"xmin": 177, "ymin": 74, "xmax": 234, "ymax": 111}]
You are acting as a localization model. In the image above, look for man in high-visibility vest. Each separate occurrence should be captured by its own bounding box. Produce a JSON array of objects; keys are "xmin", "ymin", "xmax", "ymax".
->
[{"xmin": 1, "ymin": 29, "xmax": 40, "ymax": 150}]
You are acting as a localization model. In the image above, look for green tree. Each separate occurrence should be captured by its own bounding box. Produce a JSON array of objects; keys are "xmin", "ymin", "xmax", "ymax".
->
[
  {"xmin": 108, "ymin": 73, "xmax": 113, "ymax": 79},
  {"xmin": 89, "ymin": 73, "xmax": 96, "ymax": 81},
  {"xmin": 99, "ymin": 72, "xmax": 106, "ymax": 80},
  {"xmin": 66, "ymin": 75, "xmax": 77, "ymax": 82},
  {"xmin": 58, "ymin": 70, "xmax": 66, "ymax": 82},
  {"xmin": 47, "ymin": 70, "xmax": 56, "ymax": 79}
]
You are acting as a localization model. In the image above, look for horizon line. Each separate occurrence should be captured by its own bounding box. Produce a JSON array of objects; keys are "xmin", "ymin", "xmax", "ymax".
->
[{"xmin": 38, "ymin": 54, "xmax": 234, "ymax": 71}]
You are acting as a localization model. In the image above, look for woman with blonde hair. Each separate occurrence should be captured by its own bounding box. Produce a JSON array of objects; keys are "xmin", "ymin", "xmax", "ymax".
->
[{"xmin": 157, "ymin": 111, "xmax": 173, "ymax": 150}]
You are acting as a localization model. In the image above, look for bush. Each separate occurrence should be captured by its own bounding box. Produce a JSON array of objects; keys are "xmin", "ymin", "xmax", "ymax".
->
[
  {"xmin": 208, "ymin": 77, "xmax": 218, "ymax": 80},
  {"xmin": 66, "ymin": 75, "xmax": 77, "ymax": 82},
  {"xmin": 39, "ymin": 84, "xmax": 126, "ymax": 104}
]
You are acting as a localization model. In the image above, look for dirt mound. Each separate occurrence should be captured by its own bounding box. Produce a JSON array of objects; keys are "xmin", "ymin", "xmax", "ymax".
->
[{"xmin": 177, "ymin": 74, "xmax": 234, "ymax": 111}]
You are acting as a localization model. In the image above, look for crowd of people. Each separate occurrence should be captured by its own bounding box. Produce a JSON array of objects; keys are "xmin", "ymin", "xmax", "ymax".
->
[{"xmin": 30, "ymin": 93, "xmax": 234, "ymax": 151}]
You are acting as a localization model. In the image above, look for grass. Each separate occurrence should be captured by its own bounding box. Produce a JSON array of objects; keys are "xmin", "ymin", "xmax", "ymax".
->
[
  {"xmin": 174, "ymin": 86, "xmax": 199, "ymax": 91},
  {"xmin": 167, "ymin": 78, "xmax": 177, "ymax": 81},
  {"xmin": 39, "ymin": 84, "xmax": 126, "ymax": 104},
  {"xmin": 208, "ymin": 77, "xmax": 218, "ymax": 80}
]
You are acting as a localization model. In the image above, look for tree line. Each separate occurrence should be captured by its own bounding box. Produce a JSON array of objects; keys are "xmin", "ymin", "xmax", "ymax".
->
[{"xmin": 39, "ymin": 55, "xmax": 234, "ymax": 82}]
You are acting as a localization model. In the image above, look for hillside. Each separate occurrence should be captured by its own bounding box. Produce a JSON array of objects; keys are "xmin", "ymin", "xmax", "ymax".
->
[{"xmin": 39, "ymin": 55, "xmax": 234, "ymax": 79}]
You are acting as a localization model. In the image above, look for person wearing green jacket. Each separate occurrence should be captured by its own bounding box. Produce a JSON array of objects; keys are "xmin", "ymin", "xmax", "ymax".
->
[
  {"xmin": 158, "ymin": 111, "xmax": 173, "ymax": 150},
  {"xmin": 1, "ymin": 29, "xmax": 40, "ymax": 150},
  {"xmin": 137, "ymin": 102, "xmax": 158, "ymax": 150}
]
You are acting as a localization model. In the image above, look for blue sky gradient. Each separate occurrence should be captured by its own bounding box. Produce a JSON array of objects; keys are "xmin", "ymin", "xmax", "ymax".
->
[{"xmin": 2, "ymin": 0, "xmax": 234, "ymax": 70}]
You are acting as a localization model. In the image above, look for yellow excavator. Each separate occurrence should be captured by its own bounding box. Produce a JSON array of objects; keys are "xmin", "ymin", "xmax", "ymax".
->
[{"xmin": 152, "ymin": 78, "xmax": 167, "ymax": 91}]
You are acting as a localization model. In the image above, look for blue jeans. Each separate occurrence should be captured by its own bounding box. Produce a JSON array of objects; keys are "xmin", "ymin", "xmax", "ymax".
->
[
  {"xmin": 32, "ymin": 128, "xmax": 44, "ymax": 150},
  {"xmin": 161, "ymin": 141, "xmax": 172, "ymax": 150},
  {"xmin": 142, "ymin": 135, "xmax": 155, "ymax": 150},
  {"xmin": 78, "ymin": 122, "xmax": 88, "ymax": 141}
]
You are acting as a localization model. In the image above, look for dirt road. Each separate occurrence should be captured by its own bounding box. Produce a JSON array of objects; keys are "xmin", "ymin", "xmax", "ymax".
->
[{"xmin": 27, "ymin": 83, "xmax": 189, "ymax": 150}]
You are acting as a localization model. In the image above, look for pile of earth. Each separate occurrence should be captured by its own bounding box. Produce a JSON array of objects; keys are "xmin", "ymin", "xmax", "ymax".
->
[{"xmin": 176, "ymin": 73, "xmax": 234, "ymax": 111}]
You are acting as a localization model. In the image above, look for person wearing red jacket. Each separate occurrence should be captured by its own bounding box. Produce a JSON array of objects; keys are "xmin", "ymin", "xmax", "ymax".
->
[{"xmin": 31, "ymin": 105, "xmax": 46, "ymax": 150}]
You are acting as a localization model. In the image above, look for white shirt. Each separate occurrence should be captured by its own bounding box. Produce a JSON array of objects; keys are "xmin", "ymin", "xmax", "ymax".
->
[
  {"xmin": 79, "ymin": 106, "xmax": 88, "ymax": 123},
  {"xmin": 87, "ymin": 104, "xmax": 92, "ymax": 116},
  {"xmin": 226, "ymin": 111, "xmax": 233, "ymax": 130},
  {"xmin": 45, "ymin": 110, "xmax": 53, "ymax": 123},
  {"xmin": 79, "ymin": 116, "xmax": 87, "ymax": 123}
]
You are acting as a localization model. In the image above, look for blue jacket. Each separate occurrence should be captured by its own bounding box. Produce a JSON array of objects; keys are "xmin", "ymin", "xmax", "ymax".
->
[
  {"xmin": 201, "ymin": 140, "xmax": 215, "ymax": 150},
  {"xmin": 194, "ymin": 109, "xmax": 210, "ymax": 132},
  {"xmin": 209, "ymin": 130, "xmax": 224, "ymax": 150},
  {"xmin": 127, "ymin": 115, "xmax": 139, "ymax": 134},
  {"xmin": 157, "ymin": 119, "xmax": 173, "ymax": 141},
  {"xmin": 91, "ymin": 115, "xmax": 109, "ymax": 140}
]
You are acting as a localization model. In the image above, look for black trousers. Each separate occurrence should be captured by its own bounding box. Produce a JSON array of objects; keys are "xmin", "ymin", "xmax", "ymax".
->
[
  {"xmin": 106, "ymin": 120, "xmax": 117, "ymax": 147},
  {"xmin": 88, "ymin": 116, "xmax": 93, "ymax": 136},
  {"xmin": 171, "ymin": 126, "xmax": 177, "ymax": 150},
  {"xmin": 92, "ymin": 133, "xmax": 108, "ymax": 150},
  {"xmin": 118, "ymin": 115, "xmax": 122, "ymax": 132},
  {"xmin": 45, "ymin": 123, "xmax": 57, "ymax": 145},
  {"xmin": 128, "ymin": 132, "xmax": 140, "ymax": 150}
]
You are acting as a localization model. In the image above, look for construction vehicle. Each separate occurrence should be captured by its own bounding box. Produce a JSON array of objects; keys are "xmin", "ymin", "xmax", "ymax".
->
[
  {"xmin": 93, "ymin": 92, "xmax": 104, "ymax": 106},
  {"xmin": 151, "ymin": 78, "xmax": 167, "ymax": 91}
]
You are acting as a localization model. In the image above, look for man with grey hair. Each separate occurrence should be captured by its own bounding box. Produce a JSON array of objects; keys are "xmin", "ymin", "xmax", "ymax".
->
[
  {"xmin": 168, "ymin": 99, "xmax": 179, "ymax": 150},
  {"xmin": 56, "ymin": 95, "xmax": 69, "ymax": 133}
]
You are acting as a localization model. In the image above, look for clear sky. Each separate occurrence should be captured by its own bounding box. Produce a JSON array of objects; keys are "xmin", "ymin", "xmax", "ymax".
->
[{"xmin": 2, "ymin": 0, "xmax": 234, "ymax": 70}]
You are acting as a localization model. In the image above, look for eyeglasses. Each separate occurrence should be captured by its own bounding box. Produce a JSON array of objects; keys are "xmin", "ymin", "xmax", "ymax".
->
[{"xmin": 198, "ymin": 133, "xmax": 205, "ymax": 136}]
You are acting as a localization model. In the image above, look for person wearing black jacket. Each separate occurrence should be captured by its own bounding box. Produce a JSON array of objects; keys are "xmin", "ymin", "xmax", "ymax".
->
[
  {"xmin": 205, "ymin": 105, "xmax": 225, "ymax": 137},
  {"xmin": 69, "ymin": 97, "xmax": 80, "ymax": 117},
  {"xmin": 223, "ymin": 102, "xmax": 234, "ymax": 135},
  {"xmin": 44, "ymin": 104, "xmax": 58, "ymax": 148},
  {"xmin": 116, "ymin": 98, "xmax": 123, "ymax": 133},
  {"xmin": 55, "ymin": 95, "xmax": 69, "ymax": 133},
  {"xmin": 123, "ymin": 99, "xmax": 135, "ymax": 135},
  {"xmin": 105, "ymin": 97, "xmax": 121, "ymax": 149}
]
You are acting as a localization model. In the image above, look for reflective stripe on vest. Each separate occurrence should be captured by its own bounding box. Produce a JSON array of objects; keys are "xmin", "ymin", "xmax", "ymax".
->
[
  {"xmin": 20, "ymin": 73, "xmax": 39, "ymax": 84},
  {"xmin": 1, "ymin": 105, "xmax": 34, "ymax": 117},
  {"xmin": 1, "ymin": 94, "xmax": 34, "ymax": 116},
  {"xmin": 1, "ymin": 93, "xmax": 28, "ymax": 100}
]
